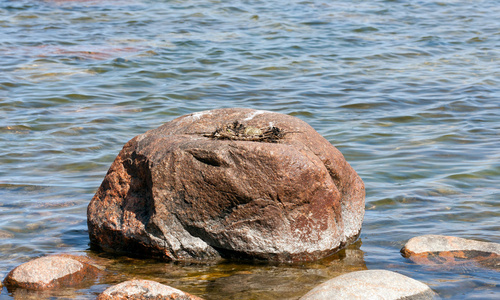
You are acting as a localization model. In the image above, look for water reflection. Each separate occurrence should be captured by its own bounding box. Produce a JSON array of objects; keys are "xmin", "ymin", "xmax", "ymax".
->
[{"xmin": 86, "ymin": 240, "xmax": 365, "ymax": 299}]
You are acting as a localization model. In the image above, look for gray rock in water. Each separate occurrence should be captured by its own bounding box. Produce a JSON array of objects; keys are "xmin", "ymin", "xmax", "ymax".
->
[
  {"xmin": 401, "ymin": 235, "xmax": 500, "ymax": 269},
  {"xmin": 97, "ymin": 279, "xmax": 203, "ymax": 300},
  {"xmin": 300, "ymin": 270, "xmax": 436, "ymax": 300},
  {"xmin": 3, "ymin": 254, "xmax": 102, "ymax": 290},
  {"xmin": 402, "ymin": 235, "xmax": 500, "ymax": 255},
  {"xmin": 87, "ymin": 108, "xmax": 365, "ymax": 262}
]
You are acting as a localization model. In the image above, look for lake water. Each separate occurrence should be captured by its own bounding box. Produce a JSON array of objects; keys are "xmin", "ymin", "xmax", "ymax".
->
[{"xmin": 1, "ymin": 0, "xmax": 499, "ymax": 298}]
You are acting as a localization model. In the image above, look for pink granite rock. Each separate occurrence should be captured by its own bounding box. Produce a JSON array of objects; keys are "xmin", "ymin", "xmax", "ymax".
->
[
  {"xmin": 3, "ymin": 254, "xmax": 102, "ymax": 290},
  {"xmin": 401, "ymin": 235, "xmax": 500, "ymax": 269},
  {"xmin": 88, "ymin": 108, "xmax": 365, "ymax": 262}
]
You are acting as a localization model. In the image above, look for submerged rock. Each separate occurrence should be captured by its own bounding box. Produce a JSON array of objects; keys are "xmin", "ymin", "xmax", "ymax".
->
[
  {"xmin": 88, "ymin": 108, "xmax": 365, "ymax": 262},
  {"xmin": 299, "ymin": 270, "xmax": 436, "ymax": 300},
  {"xmin": 3, "ymin": 254, "xmax": 102, "ymax": 290},
  {"xmin": 0, "ymin": 229, "xmax": 14, "ymax": 239},
  {"xmin": 401, "ymin": 235, "xmax": 500, "ymax": 269},
  {"xmin": 97, "ymin": 279, "xmax": 203, "ymax": 300}
]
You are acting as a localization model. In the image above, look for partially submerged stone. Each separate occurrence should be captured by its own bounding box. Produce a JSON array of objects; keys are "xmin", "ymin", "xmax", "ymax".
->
[
  {"xmin": 3, "ymin": 254, "xmax": 102, "ymax": 290},
  {"xmin": 401, "ymin": 235, "xmax": 500, "ymax": 269},
  {"xmin": 88, "ymin": 108, "xmax": 365, "ymax": 262},
  {"xmin": 97, "ymin": 279, "xmax": 203, "ymax": 300},
  {"xmin": 299, "ymin": 270, "xmax": 436, "ymax": 300}
]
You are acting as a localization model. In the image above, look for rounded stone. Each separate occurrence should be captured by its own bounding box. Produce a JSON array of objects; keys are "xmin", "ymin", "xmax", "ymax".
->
[
  {"xmin": 97, "ymin": 279, "xmax": 203, "ymax": 300},
  {"xmin": 299, "ymin": 270, "xmax": 436, "ymax": 300},
  {"xmin": 402, "ymin": 235, "xmax": 500, "ymax": 255},
  {"xmin": 3, "ymin": 254, "xmax": 102, "ymax": 290},
  {"xmin": 88, "ymin": 108, "xmax": 365, "ymax": 262},
  {"xmin": 401, "ymin": 235, "xmax": 500, "ymax": 268}
]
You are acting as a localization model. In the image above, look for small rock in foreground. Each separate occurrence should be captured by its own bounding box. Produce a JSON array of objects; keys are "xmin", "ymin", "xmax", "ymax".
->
[
  {"xmin": 3, "ymin": 254, "xmax": 102, "ymax": 290},
  {"xmin": 299, "ymin": 270, "xmax": 436, "ymax": 300},
  {"xmin": 401, "ymin": 235, "xmax": 500, "ymax": 269},
  {"xmin": 97, "ymin": 279, "xmax": 204, "ymax": 300}
]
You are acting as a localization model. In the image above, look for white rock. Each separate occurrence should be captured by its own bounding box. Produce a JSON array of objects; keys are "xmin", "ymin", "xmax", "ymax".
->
[{"xmin": 300, "ymin": 270, "xmax": 436, "ymax": 300}]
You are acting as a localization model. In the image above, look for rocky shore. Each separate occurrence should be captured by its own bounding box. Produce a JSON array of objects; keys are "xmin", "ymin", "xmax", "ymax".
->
[
  {"xmin": 2, "ymin": 109, "xmax": 498, "ymax": 299},
  {"xmin": 2, "ymin": 234, "xmax": 498, "ymax": 299}
]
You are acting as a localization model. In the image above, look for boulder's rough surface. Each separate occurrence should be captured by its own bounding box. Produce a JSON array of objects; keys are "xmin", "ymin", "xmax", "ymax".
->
[
  {"xmin": 88, "ymin": 108, "xmax": 365, "ymax": 262},
  {"xmin": 3, "ymin": 254, "xmax": 102, "ymax": 290},
  {"xmin": 401, "ymin": 235, "xmax": 500, "ymax": 269},
  {"xmin": 97, "ymin": 279, "xmax": 203, "ymax": 300},
  {"xmin": 299, "ymin": 270, "xmax": 436, "ymax": 300}
]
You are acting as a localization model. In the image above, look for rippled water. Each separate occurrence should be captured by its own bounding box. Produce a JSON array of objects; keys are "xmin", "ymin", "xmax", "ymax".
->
[{"xmin": 1, "ymin": 0, "xmax": 499, "ymax": 298}]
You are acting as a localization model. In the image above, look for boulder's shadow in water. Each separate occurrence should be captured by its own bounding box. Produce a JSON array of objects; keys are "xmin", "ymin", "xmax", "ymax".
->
[
  {"xmin": 203, "ymin": 239, "xmax": 366, "ymax": 299},
  {"xmin": 81, "ymin": 239, "xmax": 366, "ymax": 300}
]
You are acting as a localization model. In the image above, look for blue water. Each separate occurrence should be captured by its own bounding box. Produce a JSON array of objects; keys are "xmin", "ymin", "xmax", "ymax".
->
[{"xmin": 1, "ymin": 0, "xmax": 499, "ymax": 299}]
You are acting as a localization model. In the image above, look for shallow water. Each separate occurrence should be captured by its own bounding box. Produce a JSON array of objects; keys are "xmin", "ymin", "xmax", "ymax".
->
[{"xmin": 1, "ymin": 0, "xmax": 499, "ymax": 298}]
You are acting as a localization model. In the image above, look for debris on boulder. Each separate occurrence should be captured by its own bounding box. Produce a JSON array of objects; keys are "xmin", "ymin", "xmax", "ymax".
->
[
  {"xmin": 3, "ymin": 254, "xmax": 103, "ymax": 290},
  {"xmin": 88, "ymin": 108, "xmax": 365, "ymax": 262},
  {"xmin": 203, "ymin": 120, "xmax": 285, "ymax": 143},
  {"xmin": 97, "ymin": 279, "xmax": 203, "ymax": 300},
  {"xmin": 401, "ymin": 235, "xmax": 500, "ymax": 269},
  {"xmin": 299, "ymin": 270, "xmax": 436, "ymax": 300}
]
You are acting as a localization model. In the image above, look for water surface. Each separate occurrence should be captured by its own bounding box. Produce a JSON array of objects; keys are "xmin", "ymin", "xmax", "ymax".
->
[{"xmin": 1, "ymin": 0, "xmax": 499, "ymax": 299}]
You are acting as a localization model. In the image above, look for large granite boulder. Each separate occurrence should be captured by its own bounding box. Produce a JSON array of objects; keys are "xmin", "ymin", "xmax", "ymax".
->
[
  {"xmin": 88, "ymin": 108, "xmax": 365, "ymax": 262},
  {"xmin": 3, "ymin": 254, "xmax": 102, "ymax": 290}
]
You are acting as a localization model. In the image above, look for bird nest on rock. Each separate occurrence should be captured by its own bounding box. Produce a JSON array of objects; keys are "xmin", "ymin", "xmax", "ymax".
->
[{"xmin": 204, "ymin": 121, "xmax": 285, "ymax": 143}]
